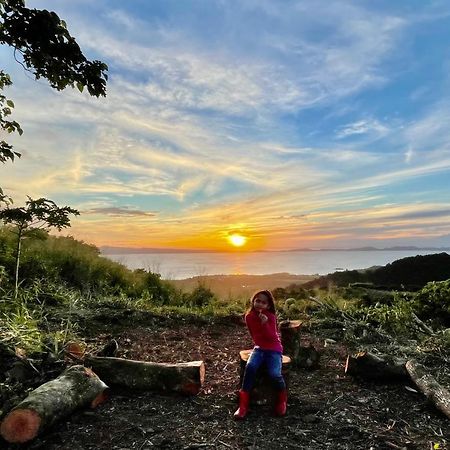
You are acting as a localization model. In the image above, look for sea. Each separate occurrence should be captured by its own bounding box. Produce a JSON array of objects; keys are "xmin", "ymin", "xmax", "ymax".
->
[{"xmin": 102, "ymin": 250, "xmax": 448, "ymax": 280}]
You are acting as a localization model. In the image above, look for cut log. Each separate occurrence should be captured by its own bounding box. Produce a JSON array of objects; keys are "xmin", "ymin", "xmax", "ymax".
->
[
  {"xmin": 0, "ymin": 365, "xmax": 108, "ymax": 444},
  {"xmin": 85, "ymin": 356, "xmax": 205, "ymax": 395},
  {"xmin": 345, "ymin": 351, "xmax": 409, "ymax": 381},
  {"xmin": 239, "ymin": 349, "xmax": 291, "ymax": 406},
  {"xmin": 405, "ymin": 360, "xmax": 450, "ymax": 420}
]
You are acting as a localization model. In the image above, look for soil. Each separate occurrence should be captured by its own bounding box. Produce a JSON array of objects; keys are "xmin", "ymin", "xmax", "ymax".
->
[{"xmin": 2, "ymin": 314, "xmax": 450, "ymax": 450}]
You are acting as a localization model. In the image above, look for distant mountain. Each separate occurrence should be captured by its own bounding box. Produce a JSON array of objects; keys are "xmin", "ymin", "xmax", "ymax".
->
[
  {"xmin": 301, "ymin": 252, "xmax": 450, "ymax": 290},
  {"xmin": 101, "ymin": 245, "xmax": 450, "ymax": 255},
  {"xmin": 100, "ymin": 246, "xmax": 217, "ymax": 254},
  {"xmin": 285, "ymin": 246, "xmax": 450, "ymax": 252}
]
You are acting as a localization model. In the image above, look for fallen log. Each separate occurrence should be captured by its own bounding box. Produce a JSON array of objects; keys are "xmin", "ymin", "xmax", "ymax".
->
[
  {"xmin": 345, "ymin": 351, "xmax": 409, "ymax": 381},
  {"xmin": 406, "ymin": 360, "xmax": 450, "ymax": 420},
  {"xmin": 239, "ymin": 349, "xmax": 291, "ymax": 406},
  {"xmin": 0, "ymin": 365, "xmax": 108, "ymax": 444},
  {"xmin": 85, "ymin": 356, "xmax": 205, "ymax": 395}
]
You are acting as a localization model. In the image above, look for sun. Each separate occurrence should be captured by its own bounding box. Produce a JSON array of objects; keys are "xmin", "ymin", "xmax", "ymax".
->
[{"xmin": 228, "ymin": 233, "xmax": 247, "ymax": 247}]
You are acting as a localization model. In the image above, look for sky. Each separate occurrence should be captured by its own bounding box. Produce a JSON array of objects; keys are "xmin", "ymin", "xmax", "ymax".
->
[{"xmin": 2, "ymin": 0, "xmax": 450, "ymax": 251}]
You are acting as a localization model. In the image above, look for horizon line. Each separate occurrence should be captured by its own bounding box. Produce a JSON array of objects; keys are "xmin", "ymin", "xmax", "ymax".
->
[{"xmin": 100, "ymin": 245, "xmax": 450, "ymax": 255}]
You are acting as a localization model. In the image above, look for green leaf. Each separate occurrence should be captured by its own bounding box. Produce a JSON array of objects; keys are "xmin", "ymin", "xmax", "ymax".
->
[
  {"xmin": 6, "ymin": 100, "xmax": 14, "ymax": 108},
  {"xmin": 76, "ymin": 82, "xmax": 84, "ymax": 93}
]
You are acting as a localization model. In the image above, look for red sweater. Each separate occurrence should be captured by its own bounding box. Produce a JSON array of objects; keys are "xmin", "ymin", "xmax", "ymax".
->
[{"xmin": 245, "ymin": 310, "xmax": 283, "ymax": 352}]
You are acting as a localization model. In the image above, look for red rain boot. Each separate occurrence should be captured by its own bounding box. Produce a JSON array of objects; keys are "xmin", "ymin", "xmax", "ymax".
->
[
  {"xmin": 233, "ymin": 390, "xmax": 250, "ymax": 420},
  {"xmin": 274, "ymin": 389, "xmax": 287, "ymax": 416}
]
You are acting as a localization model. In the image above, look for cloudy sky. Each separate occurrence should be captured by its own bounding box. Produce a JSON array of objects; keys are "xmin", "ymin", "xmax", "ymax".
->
[{"xmin": 2, "ymin": 0, "xmax": 450, "ymax": 251}]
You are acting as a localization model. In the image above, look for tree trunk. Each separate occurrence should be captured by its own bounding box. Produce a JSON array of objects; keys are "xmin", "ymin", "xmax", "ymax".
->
[
  {"xmin": 85, "ymin": 356, "xmax": 205, "ymax": 396},
  {"xmin": 238, "ymin": 349, "xmax": 291, "ymax": 406},
  {"xmin": 14, "ymin": 226, "xmax": 22, "ymax": 299},
  {"xmin": 406, "ymin": 360, "xmax": 450, "ymax": 420},
  {"xmin": 345, "ymin": 351, "xmax": 409, "ymax": 381},
  {"xmin": 0, "ymin": 365, "xmax": 108, "ymax": 444}
]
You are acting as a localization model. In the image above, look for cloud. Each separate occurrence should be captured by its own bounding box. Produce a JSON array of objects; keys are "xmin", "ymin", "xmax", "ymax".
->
[
  {"xmin": 3, "ymin": 0, "xmax": 450, "ymax": 251},
  {"xmin": 336, "ymin": 119, "xmax": 390, "ymax": 139},
  {"xmin": 63, "ymin": 0, "xmax": 407, "ymax": 117},
  {"xmin": 81, "ymin": 207, "xmax": 158, "ymax": 217}
]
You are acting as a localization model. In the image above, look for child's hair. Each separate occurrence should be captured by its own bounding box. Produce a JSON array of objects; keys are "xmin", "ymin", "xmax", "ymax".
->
[{"xmin": 247, "ymin": 289, "xmax": 276, "ymax": 314}]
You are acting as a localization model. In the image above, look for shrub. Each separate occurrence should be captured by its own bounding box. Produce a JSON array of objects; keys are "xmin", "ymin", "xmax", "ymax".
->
[
  {"xmin": 184, "ymin": 284, "xmax": 216, "ymax": 308},
  {"xmin": 414, "ymin": 280, "xmax": 450, "ymax": 326},
  {"xmin": 0, "ymin": 230, "xmax": 173, "ymax": 303}
]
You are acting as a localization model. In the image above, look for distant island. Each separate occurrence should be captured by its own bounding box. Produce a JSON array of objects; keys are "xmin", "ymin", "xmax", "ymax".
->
[
  {"xmin": 100, "ymin": 245, "xmax": 450, "ymax": 255},
  {"xmin": 284, "ymin": 246, "xmax": 450, "ymax": 252}
]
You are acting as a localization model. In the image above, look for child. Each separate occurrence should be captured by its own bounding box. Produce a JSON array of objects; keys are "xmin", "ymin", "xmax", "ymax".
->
[{"xmin": 234, "ymin": 289, "xmax": 287, "ymax": 419}]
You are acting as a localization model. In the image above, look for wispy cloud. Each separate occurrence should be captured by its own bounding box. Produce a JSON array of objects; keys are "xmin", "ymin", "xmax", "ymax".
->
[
  {"xmin": 2, "ymin": 0, "xmax": 450, "ymax": 250},
  {"xmin": 82, "ymin": 207, "xmax": 157, "ymax": 217},
  {"xmin": 336, "ymin": 119, "xmax": 390, "ymax": 139}
]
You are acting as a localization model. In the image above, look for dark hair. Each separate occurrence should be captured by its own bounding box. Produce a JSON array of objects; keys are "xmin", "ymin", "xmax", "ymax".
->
[{"xmin": 247, "ymin": 289, "xmax": 276, "ymax": 314}]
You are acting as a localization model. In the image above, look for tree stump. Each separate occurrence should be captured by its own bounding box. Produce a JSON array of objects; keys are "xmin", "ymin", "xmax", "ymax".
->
[
  {"xmin": 280, "ymin": 320, "xmax": 320, "ymax": 369},
  {"xmin": 85, "ymin": 356, "xmax": 205, "ymax": 395},
  {"xmin": 0, "ymin": 365, "xmax": 108, "ymax": 444},
  {"xmin": 345, "ymin": 351, "xmax": 409, "ymax": 381},
  {"xmin": 280, "ymin": 320, "xmax": 301, "ymax": 362},
  {"xmin": 238, "ymin": 349, "xmax": 291, "ymax": 406}
]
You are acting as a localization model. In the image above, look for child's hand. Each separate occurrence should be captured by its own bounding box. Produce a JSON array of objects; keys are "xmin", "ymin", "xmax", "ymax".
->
[{"xmin": 259, "ymin": 312, "xmax": 268, "ymax": 324}]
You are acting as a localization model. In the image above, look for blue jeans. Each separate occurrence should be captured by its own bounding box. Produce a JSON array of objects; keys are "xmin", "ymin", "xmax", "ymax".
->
[{"xmin": 241, "ymin": 347, "xmax": 286, "ymax": 392}]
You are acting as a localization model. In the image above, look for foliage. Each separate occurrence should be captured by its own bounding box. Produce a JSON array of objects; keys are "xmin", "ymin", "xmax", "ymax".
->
[
  {"xmin": 0, "ymin": 70, "xmax": 21, "ymax": 164},
  {"xmin": 0, "ymin": 288, "xmax": 79, "ymax": 355},
  {"xmin": 0, "ymin": 197, "xmax": 79, "ymax": 297},
  {"xmin": 0, "ymin": 0, "xmax": 108, "ymax": 199},
  {"xmin": 0, "ymin": 1, "xmax": 107, "ymax": 96},
  {"xmin": 414, "ymin": 280, "xmax": 450, "ymax": 326},
  {"xmin": 184, "ymin": 284, "xmax": 216, "ymax": 308},
  {"xmin": 0, "ymin": 302, "xmax": 43, "ymax": 353},
  {"xmin": 0, "ymin": 197, "xmax": 79, "ymax": 231},
  {"xmin": 0, "ymin": 231, "xmax": 175, "ymax": 304},
  {"xmin": 355, "ymin": 296, "xmax": 415, "ymax": 335},
  {"xmin": 303, "ymin": 253, "xmax": 450, "ymax": 291}
]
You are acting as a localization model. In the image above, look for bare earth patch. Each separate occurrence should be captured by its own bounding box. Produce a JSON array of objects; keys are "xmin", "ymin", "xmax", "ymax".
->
[{"xmin": 3, "ymin": 318, "xmax": 450, "ymax": 449}]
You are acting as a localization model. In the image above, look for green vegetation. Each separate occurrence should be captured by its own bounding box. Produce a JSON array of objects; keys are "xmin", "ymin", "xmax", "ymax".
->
[
  {"xmin": 0, "ymin": 197, "xmax": 79, "ymax": 297},
  {"xmin": 1, "ymin": 229, "xmax": 450, "ymax": 360},
  {"xmin": 1, "ymin": 0, "xmax": 108, "ymax": 171},
  {"xmin": 302, "ymin": 252, "xmax": 450, "ymax": 291},
  {"xmin": 0, "ymin": 230, "xmax": 243, "ymax": 353}
]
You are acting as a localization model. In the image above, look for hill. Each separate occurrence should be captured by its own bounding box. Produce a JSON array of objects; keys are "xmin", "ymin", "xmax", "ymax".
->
[{"xmin": 301, "ymin": 252, "xmax": 450, "ymax": 290}]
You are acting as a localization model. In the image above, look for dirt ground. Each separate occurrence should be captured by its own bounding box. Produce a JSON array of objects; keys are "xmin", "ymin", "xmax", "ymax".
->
[{"xmin": 2, "ymin": 316, "xmax": 450, "ymax": 450}]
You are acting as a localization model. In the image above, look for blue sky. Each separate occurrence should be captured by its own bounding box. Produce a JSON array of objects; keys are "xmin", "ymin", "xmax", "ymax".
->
[{"xmin": 2, "ymin": 0, "xmax": 450, "ymax": 250}]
